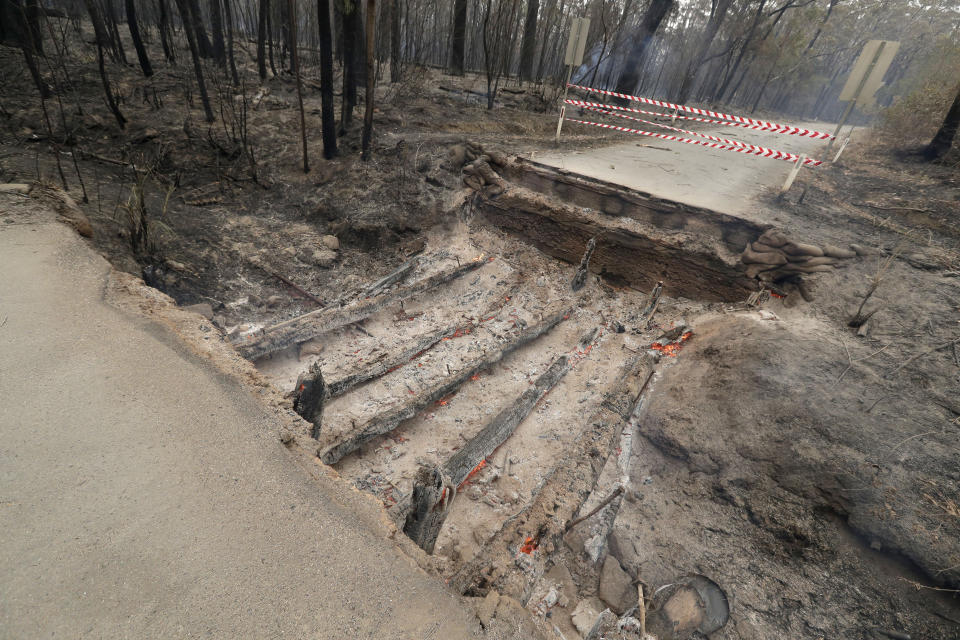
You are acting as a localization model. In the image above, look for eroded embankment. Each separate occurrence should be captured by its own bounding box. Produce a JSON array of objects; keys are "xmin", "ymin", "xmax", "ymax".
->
[{"xmin": 475, "ymin": 158, "xmax": 765, "ymax": 302}]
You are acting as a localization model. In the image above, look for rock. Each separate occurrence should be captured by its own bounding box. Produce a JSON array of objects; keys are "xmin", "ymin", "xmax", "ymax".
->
[
  {"xmin": 571, "ymin": 598, "xmax": 604, "ymax": 637},
  {"xmin": 493, "ymin": 595, "xmax": 540, "ymax": 637},
  {"xmin": 212, "ymin": 314, "xmax": 227, "ymax": 328},
  {"xmin": 266, "ymin": 295, "xmax": 284, "ymax": 308},
  {"xmin": 659, "ymin": 318, "xmax": 688, "ymax": 342},
  {"xmin": 298, "ymin": 338, "xmax": 324, "ymax": 360},
  {"xmin": 0, "ymin": 183, "xmax": 30, "ymax": 194},
  {"xmin": 905, "ymin": 252, "xmax": 940, "ymax": 270},
  {"xmin": 599, "ymin": 555, "xmax": 636, "ymax": 615},
  {"xmin": 647, "ymin": 584, "xmax": 705, "ymax": 639},
  {"xmin": 321, "ymin": 234, "xmax": 339, "ymax": 251},
  {"xmin": 182, "ymin": 302, "xmax": 214, "ymax": 320},
  {"xmin": 312, "ymin": 249, "xmax": 337, "ymax": 268},
  {"xmin": 585, "ymin": 609, "xmax": 618, "ymax": 640},
  {"xmin": 476, "ymin": 590, "xmax": 499, "ymax": 628},
  {"xmin": 282, "ymin": 247, "xmax": 297, "ymax": 258}
]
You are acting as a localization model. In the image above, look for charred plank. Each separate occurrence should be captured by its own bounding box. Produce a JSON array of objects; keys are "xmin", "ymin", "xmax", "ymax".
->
[
  {"xmin": 402, "ymin": 355, "xmax": 572, "ymax": 552},
  {"xmin": 448, "ymin": 354, "xmax": 655, "ymax": 601},
  {"xmin": 233, "ymin": 258, "xmax": 485, "ymax": 361},
  {"xmin": 318, "ymin": 306, "xmax": 572, "ymax": 465}
]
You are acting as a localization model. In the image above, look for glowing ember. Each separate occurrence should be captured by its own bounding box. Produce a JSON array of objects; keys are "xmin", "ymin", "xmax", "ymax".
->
[
  {"xmin": 650, "ymin": 331, "xmax": 693, "ymax": 357},
  {"xmin": 470, "ymin": 374, "xmax": 481, "ymax": 381},
  {"xmin": 770, "ymin": 292, "xmax": 785, "ymax": 299},
  {"xmin": 459, "ymin": 459, "xmax": 487, "ymax": 489},
  {"xmin": 519, "ymin": 536, "xmax": 538, "ymax": 555}
]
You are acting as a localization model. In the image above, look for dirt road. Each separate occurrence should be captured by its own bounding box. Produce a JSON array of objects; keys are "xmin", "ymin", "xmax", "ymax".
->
[
  {"xmin": 535, "ymin": 118, "xmax": 836, "ymax": 219},
  {"xmin": 0, "ymin": 195, "xmax": 480, "ymax": 639}
]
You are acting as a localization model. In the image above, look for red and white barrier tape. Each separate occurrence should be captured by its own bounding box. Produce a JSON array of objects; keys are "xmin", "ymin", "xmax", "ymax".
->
[
  {"xmin": 567, "ymin": 84, "xmax": 835, "ymax": 140},
  {"xmin": 572, "ymin": 101, "xmax": 759, "ymax": 150},
  {"xmin": 564, "ymin": 98, "xmax": 816, "ymax": 137},
  {"xmin": 565, "ymin": 118, "xmax": 823, "ymax": 167}
]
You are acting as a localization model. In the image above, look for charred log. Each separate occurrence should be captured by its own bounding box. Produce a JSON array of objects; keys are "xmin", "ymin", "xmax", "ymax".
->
[
  {"xmin": 234, "ymin": 258, "xmax": 486, "ymax": 361},
  {"xmin": 318, "ymin": 306, "xmax": 572, "ymax": 465},
  {"xmin": 449, "ymin": 354, "xmax": 655, "ymax": 601}
]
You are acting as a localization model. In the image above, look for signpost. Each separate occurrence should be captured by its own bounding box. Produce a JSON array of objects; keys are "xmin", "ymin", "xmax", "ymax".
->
[
  {"xmin": 555, "ymin": 17, "xmax": 590, "ymax": 143},
  {"xmin": 828, "ymin": 39, "xmax": 900, "ymax": 156},
  {"xmin": 789, "ymin": 39, "xmax": 899, "ymax": 196}
]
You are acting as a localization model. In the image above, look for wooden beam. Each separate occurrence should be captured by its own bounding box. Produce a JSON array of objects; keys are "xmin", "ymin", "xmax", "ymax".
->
[
  {"xmin": 401, "ymin": 355, "xmax": 572, "ymax": 552},
  {"xmin": 232, "ymin": 258, "xmax": 486, "ymax": 361},
  {"xmin": 448, "ymin": 354, "xmax": 655, "ymax": 601},
  {"xmin": 317, "ymin": 306, "xmax": 572, "ymax": 465},
  {"xmin": 324, "ymin": 281, "xmax": 520, "ymax": 399}
]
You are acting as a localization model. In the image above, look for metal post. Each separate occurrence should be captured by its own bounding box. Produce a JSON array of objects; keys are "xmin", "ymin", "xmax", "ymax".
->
[{"xmin": 555, "ymin": 64, "xmax": 574, "ymax": 143}]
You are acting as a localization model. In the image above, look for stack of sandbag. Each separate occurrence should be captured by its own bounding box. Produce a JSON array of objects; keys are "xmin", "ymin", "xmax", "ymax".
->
[
  {"xmin": 448, "ymin": 142, "xmax": 510, "ymax": 195},
  {"xmin": 741, "ymin": 229, "xmax": 858, "ymax": 300}
]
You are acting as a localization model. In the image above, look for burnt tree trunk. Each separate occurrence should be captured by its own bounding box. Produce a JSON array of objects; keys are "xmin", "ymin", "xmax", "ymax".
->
[
  {"xmin": 125, "ymin": 0, "xmax": 154, "ymax": 76},
  {"xmin": 674, "ymin": 0, "xmax": 731, "ymax": 104},
  {"xmin": 174, "ymin": 0, "xmax": 215, "ymax": 121},
  {"xmin": 449, "ymin": 0, "xmax": 466, "ymax": 75},
  {"xmin": 223, "ymin": 0, "xmax": 239, "ymax": 83},
  {"xmin": 210, "ymin": 0, "xmax": 227, "ymax": 66},
  {"xmin": 518, "ymin": 0, "xmax": 538, "ymax": 82},
  {"xmin": 389, "ymin": 0, "xmax": 401, "ymax": 82},
  {"xmin": 187, "ymin": 0, "xmax": 213, "ymax": 57},
  {"xmin": 360, "ymin": 0, "xmax": 376, "ymax": 160},
  {"xmin": 257, "ymin": 0, "xmax": 268, "ymax": 78},
  {"xmin": 923, "ymin": 86, "xmax": 960, "ymax": 161},
  {"xmin": 289, "ymin": 0, "xmax": 309, "ymax": 172},
  {"xmin": 613, "ymin": 0, "xmax": 673, "ymax": 100},
  {"xmin": 157, "ymin": 0, "xmax": 175, "ymax": 62},
  {"xmin": 83, "ymin": 0, "xmax": 126, "ymax": 127},
  {"xmin": 293, "ymin": 363, "xmax": 325, "ymax": 438},
  {"xmin": 339, "ymin": 0, "xmax": 359, "ymax": 133},
  {"xmin": 9, "ymin": 0, "xmax": 49, "ymax": 97},
  {"xmin": 317, "ymin": 0, "xmax": 337, "ymax": 157},
  {"xmin": 103, "ymin": 0, "xmax": 128, "ymax": 64}
]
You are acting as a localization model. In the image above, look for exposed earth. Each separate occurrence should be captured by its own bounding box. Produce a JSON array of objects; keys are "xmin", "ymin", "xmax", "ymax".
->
[{"xmin": 2, "ymin": 33, "xmax": 959, "ymax": 640}]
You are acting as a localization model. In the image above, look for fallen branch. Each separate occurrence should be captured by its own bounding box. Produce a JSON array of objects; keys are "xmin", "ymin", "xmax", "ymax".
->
[
  {"xmin": 838, "ymin": 344, "xmax": 889, "ymax": 381},
  {"xmin": 886, "ymin": 337, "xmax": 960, "ymax": 378},
  {"xmin": 564, "ymin": 485, "xmax": 624, "ymax": 532}
]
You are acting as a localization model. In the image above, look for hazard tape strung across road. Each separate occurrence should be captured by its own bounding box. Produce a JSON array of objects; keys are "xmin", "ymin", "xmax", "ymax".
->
[
  {"xmin": 564, "ymin": 98, "xmax": 815, "ymax": 137},
  {"xmin": 567, "ymin": 84, "xmax": 835, "ymax": 140},
  {"xmin": 565, "ymin": 118, "xmax": 824, "ymax": 167},
  {"xmin": 572, "ymin": 102, "xmax": 759, "ymax": 150}
]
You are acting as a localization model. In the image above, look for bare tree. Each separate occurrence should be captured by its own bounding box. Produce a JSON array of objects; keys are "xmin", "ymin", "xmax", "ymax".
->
[
  {"xmin": 317, "ymin": 0, "xmax": 338, "ymax": 157},
  {"xmin": 924, "ymin": 85, "xmax": 960, "ymax": 161},
  {"xmin": 390, "ymin": 0, "xmax": 402, "ymax": 82},
  {"xmin": 361, "ymin": 0, "xmax": 376, "ymax": 160},
  {"xmin": 125, "ymin": 0, "xmax": 154, "ymax": 76},
  {"xmin": 82, "ymin": 0, "xmax": 127, "ymax": 127},
  {"xmin": 675, "ymin": 0, "xmax": 732, "ymax": 103},
  {"xmin": 174, "ymin": 0, "xmax": 216, "ymax": 121},
  {"xmin": 340, "ymin": 0, "xmax": 360, "ymax": 132},
  {"xmin": 449, "ymin": 0, "xmax": 466, "ymax": 75},
  {"xmin": 614, "ymin": 0, "xmax": 674, "ymax": 99},
  {"xmin": 257, "ymin": 0, "xmax": 269, "ymax": 79},
  {"xmin": 518, "ymin": 0, "xmax": 539, "ymax": 82}
]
